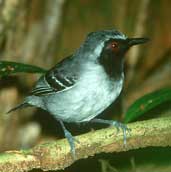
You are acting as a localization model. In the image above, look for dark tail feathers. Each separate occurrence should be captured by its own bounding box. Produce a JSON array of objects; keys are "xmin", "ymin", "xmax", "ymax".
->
[{"xmin": 7, "ymin": 102, "xmax": 30, "ymax": 114}]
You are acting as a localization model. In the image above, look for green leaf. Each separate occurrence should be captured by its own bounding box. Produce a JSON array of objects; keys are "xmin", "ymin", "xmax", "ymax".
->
[
  {"xmin": 124, "ymin": 87, "xmax": 171, "ymax": 123},
  {"xmin": 0, "ymin": 61, "xmax": 47, "ymax": 76}
]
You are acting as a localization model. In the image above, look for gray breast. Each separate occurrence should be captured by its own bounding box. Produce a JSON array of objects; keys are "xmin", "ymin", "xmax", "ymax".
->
[{"xmin": 42, "ymin": 64, "xmax": 124, "ymax": 123}]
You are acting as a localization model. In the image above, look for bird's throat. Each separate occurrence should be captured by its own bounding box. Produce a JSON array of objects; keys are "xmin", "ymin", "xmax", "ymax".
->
[{"xmin": 98, "ymin": 53, "xmax": 124, "ymax": 80}]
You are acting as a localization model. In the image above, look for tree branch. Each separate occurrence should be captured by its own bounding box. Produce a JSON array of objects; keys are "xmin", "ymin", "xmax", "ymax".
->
[{"xmin": 0, "ymin": 117, "xmax": 171, "ymax": 172}]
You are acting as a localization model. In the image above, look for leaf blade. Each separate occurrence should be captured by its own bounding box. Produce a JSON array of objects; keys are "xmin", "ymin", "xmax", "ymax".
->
[
  {"xmin": 124, "ymin": 87, "xmax": 171, "ymax": 123},
  {"xmin": 0, "ymin": 61, "xmax": 47, "ymax": 76}
]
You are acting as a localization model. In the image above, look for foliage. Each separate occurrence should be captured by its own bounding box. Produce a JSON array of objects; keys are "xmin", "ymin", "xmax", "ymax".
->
[
  {"xmin": 124, "ymin": 87, "xmax": 171, "ymax": 123},
  {"xmin": 0, "ymin": 61, "xmax": 46, "ymax": 76}
]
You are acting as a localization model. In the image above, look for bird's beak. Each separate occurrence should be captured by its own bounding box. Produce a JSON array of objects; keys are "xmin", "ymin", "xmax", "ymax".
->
[{"xmin": 127, "ymin": 37, "xmax": 149, "ymax": 47}]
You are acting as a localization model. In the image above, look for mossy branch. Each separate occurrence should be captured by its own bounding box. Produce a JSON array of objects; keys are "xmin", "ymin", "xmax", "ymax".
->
[{"xmin": 0, "ymin": 117, "xmax": 171, "ymax": 172}]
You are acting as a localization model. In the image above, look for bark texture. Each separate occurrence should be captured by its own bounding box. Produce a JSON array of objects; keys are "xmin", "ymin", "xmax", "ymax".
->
[{"xmin": 0, "ymin": 117, "xmax": 171, "ymax": 172}]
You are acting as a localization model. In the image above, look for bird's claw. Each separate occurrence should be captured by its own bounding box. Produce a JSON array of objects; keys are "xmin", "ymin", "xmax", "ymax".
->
[{"xmin": 111, "ymin": 121, "xmax": 131, "ymax": 145}]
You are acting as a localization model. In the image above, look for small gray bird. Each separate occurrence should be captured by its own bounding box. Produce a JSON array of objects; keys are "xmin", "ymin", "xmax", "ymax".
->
[{"xmin": 8, "ymin": 29, "xmax": 148, "ymax": 158}]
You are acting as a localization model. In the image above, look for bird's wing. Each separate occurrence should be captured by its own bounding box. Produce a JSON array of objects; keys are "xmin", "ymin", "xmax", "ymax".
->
[{"xmin": 30, "ymin": 55, "xmax": 78, "ymax": 96}]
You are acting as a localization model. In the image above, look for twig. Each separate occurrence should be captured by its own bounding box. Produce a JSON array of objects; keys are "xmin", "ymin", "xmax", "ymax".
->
[{"xmin": 0, "ymin": 117, "xmax": 171, "ymax": 172}]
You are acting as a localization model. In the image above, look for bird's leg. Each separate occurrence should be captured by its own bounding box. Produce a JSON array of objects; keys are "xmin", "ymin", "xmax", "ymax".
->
[
  {"xmin": 59, "ymin": 120, "xmax": 76, "ymax": 159},
  {"xmin": 90, "ymin": 118, "xmax": 130, "ymax": 144}
]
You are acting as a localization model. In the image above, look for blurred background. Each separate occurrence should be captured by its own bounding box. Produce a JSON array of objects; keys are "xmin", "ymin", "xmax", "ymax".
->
[{"xmin": 0, "ymin": 0, "xmax": 171, "ymax": 172}]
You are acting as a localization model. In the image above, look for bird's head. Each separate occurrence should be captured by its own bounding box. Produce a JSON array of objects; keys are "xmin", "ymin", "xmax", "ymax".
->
[{"xmin": 79, "ymin": 29, "xmax": 149, "ymax": 77}]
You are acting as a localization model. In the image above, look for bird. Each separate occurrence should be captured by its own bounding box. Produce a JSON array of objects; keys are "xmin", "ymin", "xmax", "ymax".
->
[{"xmin": 8, "ymin": 29, "xmax": 149, "ymax": 158}]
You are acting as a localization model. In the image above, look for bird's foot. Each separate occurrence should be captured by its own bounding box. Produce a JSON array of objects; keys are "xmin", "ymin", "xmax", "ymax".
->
[
  {"xmin": 64, "ymin": 129, "xmax": 77, "ymax": 159},
  {"xmin": 90, "ymin": 118, "xmax": 130, "ymax": 145},
  {"xmin": 110, "ymin": 121, "xmax": 130, "ymax": 145},
  {"xmin": 59, "ymin": 120, "xmax": 79, "ymax": 159}
]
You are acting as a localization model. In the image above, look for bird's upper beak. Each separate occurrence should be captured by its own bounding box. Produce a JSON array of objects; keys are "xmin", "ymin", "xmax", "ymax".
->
[{"xmin": 127, "ymin": 37, "xmax": 149, "ymax": 47}]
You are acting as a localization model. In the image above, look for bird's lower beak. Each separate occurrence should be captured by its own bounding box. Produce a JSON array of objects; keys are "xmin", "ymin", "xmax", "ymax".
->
[{"xmin": 127, "ymin": 37, "xmax": 149, "ymax": 46}]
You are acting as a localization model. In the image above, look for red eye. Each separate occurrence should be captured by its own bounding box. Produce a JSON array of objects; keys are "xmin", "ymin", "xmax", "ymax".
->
[{"xmin": 107, "ymin": 41, "xmax": 119, "ymax": 52}]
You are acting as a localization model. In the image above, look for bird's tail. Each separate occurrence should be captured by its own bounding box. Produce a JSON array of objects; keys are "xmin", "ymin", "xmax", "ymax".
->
[{"xmin": 7, "ymin": 102, "xmax": 30, "ymax": 114}]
